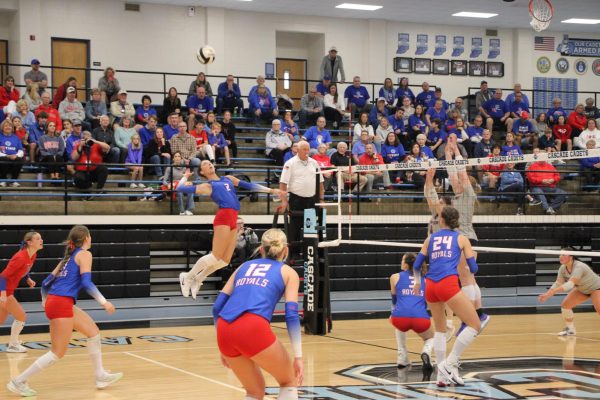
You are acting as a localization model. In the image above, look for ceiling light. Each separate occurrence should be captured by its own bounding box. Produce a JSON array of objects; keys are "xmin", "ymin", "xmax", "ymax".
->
[
  {"xmin": 336, "ymin": 3, "xmax": 383, "ymax": 11},
  {"xmin": 562, "ymin": 18, "xmax": 600, "ymax": 24},
  {"xmin": 452, "ymin": 11, "xmax": 498, "ymax": 19}
]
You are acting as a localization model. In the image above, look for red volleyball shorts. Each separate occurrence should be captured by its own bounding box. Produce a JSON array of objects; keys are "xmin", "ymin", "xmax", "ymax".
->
[
  {"xmin": 45, "ymin": 294, "xmax": 74, "ymax": 319},
  {"xmin": 425, "ymin": 275, "xmax": 461, "ymax": 303},
  {"xmin": 217, "ymin": 313, "xmax": 276, "ymax": 358},
  {"xmin": 213, "ymin": 208, "xmax": 238, "ymax": 230},
  {"xmin": 390, "ymin": 317, "xmax": 431, "ymax": 333}
]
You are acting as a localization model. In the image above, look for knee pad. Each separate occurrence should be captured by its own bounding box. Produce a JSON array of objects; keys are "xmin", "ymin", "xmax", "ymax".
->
[
  {"xmin": 561, "ymin": 307, "xmax": 574, "ymax": 320},
  {"xmin": 87, "ymin": 333, "xmax": 102, "ymax": 355},
  {"xmin": 461, "ymin": 285, "xmax": 477, "ymax": 301},
  {"xmin": 474, "ymin": 284, "xmax": 482, "ymax": 302}
]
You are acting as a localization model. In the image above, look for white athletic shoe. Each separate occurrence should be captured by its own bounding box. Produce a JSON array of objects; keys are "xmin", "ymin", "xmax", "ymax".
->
[
  {"xmin": 179, "ymin": 272, "xmax": 193, "ymax": 298},
  {"xmin": 437, "ymin": 360, "xmax": 464, "ymax": 386},
  {"xmin": 396, "ymin": 350, "xmax": 410, "ymax": 368},
  {"xmin": 558, "ymin": 326, "xmax": 576, "ymax": 336},
  {"xmin": 7, "ymin": 380, "xmax": 37, "ymax": 397},
  {"xmin": 6, "ymin": 342, "xmax": 27, "ymax": 353},
  {"xmin": 190, "ymin": 275, "xmax": 204, "ymax": 300},
  {"xmin": 130, "ymin": 183, "xmax": 138, "ymax": 188},
  {"xmin": 436, "ymin": 369, "xmax": 451, "ymax": 387},
  {"xmin": 137, "ymin": 183, "xmax": 146, "ymax": 188},
  {"xmin": 96, "ymin": 371, "xmax": 123, "ymax": 389},
  {"xmin": 446, "ymin": 324, "xmax": 456, "ymax": 342},
  {"xmin": 184, "ymin": 210, "xmax": 193, "ymax": 216}
]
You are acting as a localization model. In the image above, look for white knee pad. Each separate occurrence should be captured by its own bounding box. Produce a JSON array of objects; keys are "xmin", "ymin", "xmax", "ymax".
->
[
  {"xmin": 461, "ymin": 285, "xmax": 477, "ymax": 301},
  {"xmin": 278, "ymin": 387, "xmax": 298, "ymax": 400},
  {"xmin": 36, "ymin": 351, "xmax": 59, "ymax": 368},
  {"xmin": 561, "ymin": 307, "xmax": 574, "ymax": 320},
  {"xmin": 87, "ymin": 333, "xmax": 102, "ymax": 355},
  {"xmin": 474, "ymin": 284, "xmax": 482, "ymax": 302}
]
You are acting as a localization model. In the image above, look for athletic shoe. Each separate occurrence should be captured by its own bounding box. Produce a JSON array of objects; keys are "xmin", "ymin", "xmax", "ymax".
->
[
  {"xmin": 96, "ymin": 371, "xmax": 123, "ymax": 389},
  {"xmin": 179, "ymin": 212, "xmax": 185, "ymax": 216},
  {"xmin": 7, "ymin": 380, "xmax": 37, "ymax": 397},
  {"xmin": 396, "ymin": 351, "xmax": 410, "ymax": 368},
  {"xmin": 190, "ymin": 275, "xmax": 204, "ymax": 300},
  {"xmin": 0, "ymin": 182, "xmax": 6, "ymax": 187},
  {"xmin": 529, "ymin": 199, "xmax": 542, "ymax": 206},
  {"xmin": 184, "ymin": 210, "xmax": 194, "ymax": 216},
  {"xmin": 546, "ymin": 207, "xmax": 557, "ymax": 215},
  {"xmin": 11, "ymin": 182, "xmax": 20, "ymax": 187},
  {"xmin": 516, "ymin": 207, "xmax": 524, "ymax": 216},
  {"xmin": 455, "ymin": 322, "xmax": 466, "ymax": 337},
  {"xmin": 179, "ymin": 272, "xmax": 193, "ymax": 297},
  {"xmin": 137, "ymin": 183, "xmax": 146, "ymax": 188},
  {"xmin": 480, "ymin": 313, "xmax": 491, "ymax": 332},
  {"xmin": 558, "ymin": 326, "xmax": 576, "ymax": 336},
  {"xmin": 130, "ymin": 183, "xmax": 138, "ymax": 188},
  {"xmin": 436, "ymin": 368, "xmax": 451, "ymax": 387},
  {"xmin": 437, "ymin": 360, "xmax": 464, "ymax": 386},
  {"xmin": 446, "ymin": 324, "xmax": 456, "ymax": 342},
  {"xmin": 6, "ymin": 342, "xmax": 27, "ymax": 353}
]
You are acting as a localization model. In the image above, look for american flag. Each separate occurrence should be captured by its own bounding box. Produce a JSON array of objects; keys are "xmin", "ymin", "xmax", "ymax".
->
[{"xmin": 534, "ymin": 36, "xmax": 555, "ymax": 51}]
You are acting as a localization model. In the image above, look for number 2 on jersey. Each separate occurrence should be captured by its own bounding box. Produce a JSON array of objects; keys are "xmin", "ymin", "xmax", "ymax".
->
[
  {"xmin": 245, "ymin": 263, "xmax": 271, "ymax": 277},
  {"xmin": 432, "ymin": 235, "xmax": 453, "ymax": 251}
]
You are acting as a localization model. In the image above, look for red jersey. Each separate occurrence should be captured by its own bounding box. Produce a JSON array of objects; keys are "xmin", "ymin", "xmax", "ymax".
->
[
  {"xmin": 483, "ymin": 154, "xmax": 504, "ymax": 176},
  {"xmin": 552, "ymin": 124, "xmax": 572, "ymax": 142},
  {"xmin": 190, "ymin": 129, "xmax": 208, "ymax": 146},
  {"xmin": 35, "ymin": 105, "xmax": 63, "ymax": 131},
  {"xmin": 75, "ymin": 144, "xmax": 105, "ymax": 171},
  {"xmin": 0, "ymin": 248, "xmax": 36, "ymax": 296}
]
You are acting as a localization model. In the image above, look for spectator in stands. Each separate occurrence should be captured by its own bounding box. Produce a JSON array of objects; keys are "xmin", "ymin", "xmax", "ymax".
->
[
  {"xmin": 72, "ymin": 130, "xmax": 110, "ymax": 193},
  {"xmin": 353, "ymin": 112, "xmax": 374, "ymax": 143},
  {"xmin": 553, "ymin": 115, "xmax": 572, "ymax": 152},
  {"xmin": 444, "ymin": 109, "xmax": 458, "ymax": 133},
  {"xmin": 187, "ymin": 72, "xmax": 213, "ymax": 102},
  {"xmin": 388, "ymin": 107, "xmax": 408, "ymax": 148},
  {"xmin": 35, "ymin": 92, "xmax": 62, "ymax": 132},
  {"xmin": 408, "ymin": 104, "xmax": 427, "ymax": 142},
  {"xmin": 435, "ymin": 132, "xmax": 467, "ymax": 160},
  {"xmin": 110, "ymin": 89, "xmax": 135, "ymax": 124},
  {"xmin": 352, "ymin": 130, "xmax": 371, "ymax": 163},
  {"xmin": 508, "ymin": 92, "xmax": 530, "ymax": 130},
  {"xmin": 143, "ymin": 127, "xmax": 171, "ymax": 178},
  {"xmin": 283, "ymin": 141, "xmax": 298, "ymax": 164},
  {"xmin": 114, "ymin": 116, "xmax": 137, "ymax": 163},
  {"xmin": 298, "ymin": 86, "xmax": 324, "ymax": 128},
  {"xmin": 233, "ymin": 217, "xmax": 259, "ymax": 262},
  {"xmin": 221, "ymin": 110, "xmax": 238, "ymax": 158},
  {"xmin": 163, "ymin": 152, "xmax": 195, "ymax": 215},
  {"xmin": 369, "ymin": 98, "xmax": 389, "ymax": 129},
  {"xmin": 216, "ymin": 75, "xmax": 243, "ymax": 115},
  {"xmin": 0, "ymin": 76, "xmax": 19, "ymax": 111},
  {"xmin": 399, "ymin": 96, "xmax": 414, "ymax": 123},
  {"xmin": 84, "ymin": 88, "xmax": 107, "ymax": 130},
  {"xmin": 125, "ymin": 133, "xmax": 144, "ymax": 188},
  {"xmin": 28, "ymin": 112, "xmax": 47, "ymax": 162},
  {"xmin": 162, "ymin": 87, "xmax": 181, "ymax": 123},
  {"xmin": 59, "ymin": 87, "xmax": 86, "ymax": 129},
  {"xmin": 11, "ymin": 116, "xmax": 28, "ymax": 150},
  {"xmin": 0, "ymin": 119, "xmax": 24, "ymax": 187},
  {"xmin": 189, "ymin": 119, "xmax": 214, "ymax": 163},
  {"xmin": 187, "ymin": 86, "xmax": 214, "ymax": 130},
  {"xmin": 426, "ymin": 99, "xmax": 448, "ymax": 128},
  {"xmin": 98, "ymin": 67, "xmax": 121, "ymax": 103},
  {"xmin": 12, "ymin": 100, "xmax": 35, "ymax": 130},
  {"xmin": 330, "ymin": 141, "xmax": 367, "ymax": 192},
  {"xmin": 451, "ymin": 97, "xmax": 468, "ymax": 124},
  {"xmin": 579, "ymin": 139, "xmax": 600, "ymax": 189},
  {"xmin": 38, "ymin": 120, "xmax": 64, "ymax": 182},
  {"xmin": 344, "ymin": 76, "xmax": 370, "ymax": 117},
  {"xmin": 449, "ymin": 117, "xmax": 469, "ymax": 146},
  {"xmin": 208, "ymin": 122, "xmax": 231, "ymax": 166},
  {"xmin": 52, "ymin": 76, "xmax": 77, "ymax": 109},
  {"xmin": 575, "ymin": 119, "xmax": 600, "ymax": 149},
  {"xmin": 359, "ymin": 143, "xmax": 390, "ymax": 193},
  {"xmin": 480, "ymin": 89, "xmax": 509, "ymax": 133},
  {"xmin": 280, "ymin": 110, "xmax": 300, "ymax": 142},
  {"xmin": 427, "ymin": 118, "xmax": 446, "ymax": 154},
  {"xmin": 65, "ymin": 120, "xmax": 82, "ymax": 176},
  {"xmin": 415, "ymin": 82, "xmax": 434, "ymax": 109},
  {"xmin": 546, "ymin": 98, "xmax": 567, "ymax": 125},
  {"xmin": 379, "ymin": 78, "xmax": 396, "ymax": 113},
  {"xmin": 512, "ymin": 111, "xmax": 537, "ymax": 149},
  {"xmin": 568, "ymin": 104, "xmax": 588, "ymax": 137},
  {"xmin": 526, "ymin": 148, "xmax": 567, "ymax": 215},
  {"xmin": 381, "ymin": 131, "xmax": 405, "ymax": 184},
  {"xmin": 170, "ymin": 120, "xmax": 200, "ymax": 174},
  {"xmin": 474, "ymin": 129, "xmax": 495, "ymax": 165},
  {"xmin": 302, "ymin": 116, "xmax": 332, "ymax": 155},
  {"xmin": 320, "ymin": 46, "xmax": 345, "ymax": 83},
  {"xmin": 497, "ymin": 162, "xmax": 525, "ymax": 209},
  {"xmin": 23, "ymin": 83, "xmax": 42, "ymax": 112},
  {"xmin": 137, "ymin": 114, "xmax": 158, "ymax": 147},
  {"xmin": 312, "ymin": 143, "xmax": 333, "ymax": 192},
  {"xmin": 204, "ymin": 111, "xmax": 217, "ymax": 130},
  {"xmin": 92, "ymin": 115, "xmax": 119, "ymax": 164},
  {"xmin": 416, "ymin": 133, "xmax": 435, "ymax": 159},
  {"xmin": 248, "ymin": 75, "xmax": 272, "ymax": 101},
  {"xmin": 482, "ymin": 144, "xmax": 504, "ymax": 189},
  {"xmin": 60, "ymin": 119, "xmax": 72, "ymax": 144},
  {"xmin": 135, "ymin": 95, "xmax": 157, "ymax": 125},
  {"xmin": 265, "ymin": 119, "xmax": 291, "ymax": 166},
  {"xmin": 583, "ymin": 97, "xmax": 600, "ymax": 125},
  {"xmin": 23, "ymin": 59, "xmax": 48, "ymax": 94},
  {"xmin": 475, "ymin": 81, "xmax": 492, "ymax": 112},
  {"xmin": 316, "ymin": 75, "xmax": 331, "ymax": 96},
  {"xmin": 163, "ymin": 112, "xmax": 180, "ymax": 140},
  {"xmin": 405, "ymin": 142, "xmax": 427, "ymax": 189},
  {"xmin": 539, "ymin": 128, "xmax": 559, "ymax": 154},
  {"xmin": 427, "ymin": 88, "xmax": 448, "ymax": 111},
  {"xmin": 501, "ymin": 132, "xmax": 522, "ymax": 156},
  {"xmin": 535, "ymin": 112, "xmax": 549, "ymax": 135},
  {"xmin": 396, "ymin": 77, "xmax": 415, "ymax": 106},
  {"xmin": 505, "ymin": 83, "xmax": 530, "ymax": 112},
  {"xmin": 374, "ymin": 116, "xmax": 393, "ymax": 153},
  {"xmin": 323, "ymin": 84, "xmax": 347, "ymax": 129},
  {"xmin": 249, "ymin": 85, "xmax": 278, "ymax": 124}
]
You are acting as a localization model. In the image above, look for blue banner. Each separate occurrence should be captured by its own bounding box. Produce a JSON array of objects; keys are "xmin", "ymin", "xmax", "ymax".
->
[
  {"xmin": 470, "ymin": 37, "xmax": 482, "ymax": 58},
  {"xmin": 396, "ymin": 33, "xmax": 409, "ymax": 54},
  {"xmin": 557, "ymin": 35, "xmax": 600, "ymax": 57},
  {"xmin": 488, "ymin": 38, "xmax": 500, "ymax": 59},
  {"xmin": 434, "ymin": 35, "xmax": 447, "ymax": 56},
  {"xmin": 452, "ymin": 36, "xmax": 464, "ymax": 57},
  {"xmin": 416, "ymin": 34, "xmax": 428, "ymax": 55}
]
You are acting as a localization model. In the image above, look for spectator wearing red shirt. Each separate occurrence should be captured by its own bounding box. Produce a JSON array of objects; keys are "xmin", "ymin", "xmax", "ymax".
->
[
  {"xmin": 72, "ymin": 130, "xmax": 110, "ymax": 192},
  {"xmin": 567, "ymin": 104, "xmax": 587, "ymax": 137},
  {"xmin": 52, "ymin": 76, "xmax": 77, "ymax": 109},
  {"xmin": 552, "ymin": 115, "xmax": 572, "ymax": 151},
  {"xmin": 0, "ymin": 231, "xmax": 44, "ymax": 353},
  {"xmin": 35, "ymin": 92, "xmax": 62, "ymax": 132},
  {"xmin": 359, "ymin": 143, "xmax": 391, "ymax": 194},
  {"xmin": 0, "ymin": 75, "xmax": 20, "ymax": 109},
  {"xmin": 526, "ymin": 148, "xmax": 567, "ymax": 215},
  {"xmin": 482, "ymin": 144, "xmax": 504, "ymax": 189},
  {"xmin": 189, "ymin": 120, "xmax": 215, "ymax": 162},
  {"xmin": 311, "ymin": 143, "xmax": 334, "ymax": 192}
]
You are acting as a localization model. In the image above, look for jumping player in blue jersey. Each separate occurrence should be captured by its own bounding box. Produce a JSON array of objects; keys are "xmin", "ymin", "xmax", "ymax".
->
[
  {"xmin": 412, "ymin": 206, "xmax": 481, "ymax": 387},
  {"xmin": 389, "ymin": 253, "xmax": 434, "ymax": 369},
  {"xmin": 213, "ymin": 228, "xmax": 303, "ymax": 400},
  {"xmin": 7, "ymin": 225, "xmax": 122, "ymax": 397},
  {"xmin": 177, "ymin": 160, "xmax": 280, "ymax": 299}
]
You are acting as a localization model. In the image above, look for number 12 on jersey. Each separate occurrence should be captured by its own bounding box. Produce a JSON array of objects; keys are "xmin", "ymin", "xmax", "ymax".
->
[{"xmin": 245, "ymin": 263, "xmax": 272, "ymax": 277}]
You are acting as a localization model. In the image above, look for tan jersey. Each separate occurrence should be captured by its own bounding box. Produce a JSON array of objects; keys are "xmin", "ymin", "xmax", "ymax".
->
[
  {"xmin": 557, "ymin": 260, "xmax": 600, "ymax": 295},
  {"xmin": 452, "ymin": 184, "xmax": 478, "ymax": 240}
]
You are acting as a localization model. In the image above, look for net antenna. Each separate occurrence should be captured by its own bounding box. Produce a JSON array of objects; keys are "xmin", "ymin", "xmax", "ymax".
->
[{"xmin": 529, "ymin": 0, "xmax": 554, "ymax": 32}]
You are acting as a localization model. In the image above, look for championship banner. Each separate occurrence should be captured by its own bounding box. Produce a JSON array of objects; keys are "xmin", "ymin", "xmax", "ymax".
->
[
  {"xmin": 557, "ymin": 35, "xmax": 600, "ymax": 57},
  {"xmin": 470, "ymin": 37, "xmax": 483, "ymax": 58},
  {"xmin": 488, "ymin": 38, "xmax": 501, "ymax": 59},
  {"xmin": 416, "ymin": 34, "xmax": 428, "ymax": 55},
  {"xmin": 434, "ymin": 35, "xmax": 447, "ymax": 56},
  {"xmin": 452, "ymin": 36, "xmax": 465, "ymax": 57},
  {"xmin": 396, "ymin": 33, "xmax": 409, "ymax": 54}
]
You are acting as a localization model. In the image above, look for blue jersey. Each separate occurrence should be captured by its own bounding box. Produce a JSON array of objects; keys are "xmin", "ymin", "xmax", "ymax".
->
[
  {"xmin": 512, "ymin": 119, "xmax": 534, "ymax": 135},
  {"xmin": 219, "ymin": 258, "xmax": 286, "ymax": 322},
  {"xmin": 210, "ymin": 176, "xmax": 240, "ymax": 210},
  {"xmin": 48, "ymin": 248, "xmax": 83, "ymax": 300},
  {"xmin": 501, "ymin": 144, "xmax": 522, "ymax": 156},
  {"xmin": 391, "ymin": 271, "xmax": 429, "ymax": 319},
  {"xmin": 426, "ymin": 229, "xmax": 461, "ymax": 282},
  {"xmin": 483, "ymin": 99, "xmax": 507, "ymax": 119}
]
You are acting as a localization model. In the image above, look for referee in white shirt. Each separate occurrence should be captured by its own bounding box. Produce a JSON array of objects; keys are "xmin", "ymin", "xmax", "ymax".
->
[{"xmin": 279, "ymin": 140, "xmax": 325, "ymax": 259}]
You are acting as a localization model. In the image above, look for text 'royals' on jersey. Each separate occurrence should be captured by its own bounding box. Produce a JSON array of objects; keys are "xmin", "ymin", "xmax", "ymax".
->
[
  {"xmin": 209, "ymin": 176, "xmax": 240, "ymax": 211},
  {"xmin": 426, "ymin": 229, "xmax": 462, "ymax": 282},
  {"xmin": 218, "ymin": 258, "xmax": 286, "ymax": 323},
  {"xmin": 391, "ymin": 270, "xmax": 429, "ymax": 319},
  {"xmin": 48, "ymin": 247, "xmax": 83, "ymax": 301}
]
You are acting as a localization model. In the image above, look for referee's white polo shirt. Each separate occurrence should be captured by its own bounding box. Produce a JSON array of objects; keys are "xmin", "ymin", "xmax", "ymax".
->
[{"xmin": 280, "ymin": 155, "xmax": 324, "ymax": 198}]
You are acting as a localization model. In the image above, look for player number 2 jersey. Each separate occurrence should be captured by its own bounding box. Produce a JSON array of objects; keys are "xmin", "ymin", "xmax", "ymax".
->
[
  {"xmin": 209, "ymin": 176, "xmax": 240, "ymax": 211},
  {"xmin": 427, "ymin": 229, "xmax": 462, "ymax": 282}
]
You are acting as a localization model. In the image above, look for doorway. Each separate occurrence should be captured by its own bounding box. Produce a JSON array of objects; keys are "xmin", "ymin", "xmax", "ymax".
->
[
  {"xmin": 51, "ymin": 38, "xmax": 90, "ymax": 100},
  {"xmin": 0, "ymin": 40, "xmax": 7, "ymax": 83},
  {"xmin": 276, "ymin": 58, "xmax": 306, "ymax": 110}
]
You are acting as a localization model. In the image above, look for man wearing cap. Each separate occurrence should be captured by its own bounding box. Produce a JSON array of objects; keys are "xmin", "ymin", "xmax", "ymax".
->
[
  {"xmin": 368, "ymin": 97, "xmax": 389, "ymax": 128},
  {"xmin": 24, "ymin": 59, "xmax": 48, "ymax": 94},
  {"xmin": 58, "ymin": 86, "xmax": 86, "ymax": 128},
  {"xmin": 320, "ymin": 46, "xmax": 345, "ymax": 83},
  {"xmin": 315, "ymin": 76, "xmax": 331, "ymax": 96},
  {"xmin": 110, "ymin": 89, "xmax": 135, "ymax": 124},
  {"xmin": 298, "ymin": 86, "xmax": 324, "ymax": 128},
  {"xmin": 511, "ymin": 111, "xmax": 537, "ymax": 149}
]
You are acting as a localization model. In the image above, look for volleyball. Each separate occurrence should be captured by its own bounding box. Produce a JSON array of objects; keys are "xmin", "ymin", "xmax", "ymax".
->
[{"xmin": 196, "ymin": 45, "xmax": 215, "ymax": 64}]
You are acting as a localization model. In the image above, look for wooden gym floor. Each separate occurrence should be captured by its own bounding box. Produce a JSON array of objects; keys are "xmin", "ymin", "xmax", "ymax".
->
[{"xmin": 1, "ymin": 312, "xmax": 599, "ymax": 399}]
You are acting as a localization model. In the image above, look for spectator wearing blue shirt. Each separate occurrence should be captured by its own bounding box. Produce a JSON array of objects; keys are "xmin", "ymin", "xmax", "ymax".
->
[
  {"xmin": 368, "ymin": 98, "xmax": 389, "ymax": 128},
  {"xmin": 248, "ymin": 75, "xmax": 273, "ymax": 101},
  {"xmin": 505, "ymin": 83, "xmax": 530, "ymax": 112},
  {"xmin": 464, "ymin": 115, "xmax": 485, "ymax": 157},
  {"xmin": 344, "ymin": 76, "xmax": 371, "ymax": 117},
  {"xmin": 426, "ymin": 87, "xmax": 448, "ymax": 111},
  {"xmin": 137, "ymin": 115, "xmax": 158, "ymax": 147},
  {"xmin": 283, "ymin": 142, "xmax": 298, "ymax": 164},
  {"xmin": 408, "ymin": 104, "xmax": 428, "ymax": 142},
  {"xmin": 501, "ymin": 132, "xmax": 523, "ymax": 156},
  {"xmin": 415, "ymin": 82, "xmax": 435, "ymax": 109},
  {"xmin": 381, "ymin": 131, "xmax": 405, "ymax": 183},
  {"xmin": 316, "ymin": 76, "xmax": 331, "ymax": 96},
  {"xmin": 511, "ymin": 111, "xmax": 537, "ymax": 149},
  {"xmin": 216, "ymin": 74, "xmax": 243, "ymax": 115},
  {"xmin": 352, "ymin": 130, "xmax": 371, "ymax": 164},
  {"xmin": 302, "ymin": 117, "xmax": 333, "ymax": 156},
  {"xmin": 0, "ymin": 119, "xmax": 25, "ymax": 186},
  {"xmin": 163, "ymin": 113, "xmax": 180, "ymax": 140},
  {"xmin": 280, "ymin": 110, "xmax": 300, "ymax": 142},
  {"xmin": 208, "ymin": 122, "xmax": 231, "ymax": 166},
  {"xmin": 135, "ymin": 95, "xmax": 157, "ymax": 125},
  {"xmin": 378, "ymin": 78, "xmax": 396, "ymax": 113},
  {"xmin": 249, "ymin": 85, "xmax": 278, "ymax": 125},
  {"xmin": 406, "ymin": 141, "xmax": 429, "ymax": 189},
  {"xmin": 416, "ymin": 134, "xmax": 435, "ymax": 160},
  {"xmin": 187, "ymin": 86, "xmax": 214, "ymax": 131},
  {"xmin": 546, "ymin": 98, "xmax": 567, "ymax": 125},
  {"xmin": 426, "ymin": 99, "xmax": 448, "ymax": 128},
  {"xmin": 427, "ymin": 118, "xmax": 446, "ymax": 154},
  {"xmin": 508, "ymin": 91, "xmax": 529, "ymax": 120},
  {"xmin": 388, "ymin": 108, "xmax": 408, "ymax": 148},
  {"xmin": 579, "ymin": 139, "xmax": 600, "ymax": 188},
  {"xmin": 498, "ymin": 162, "xmax": 525, "ymax": 207},
  {"xmin": 395, "ymin": 77, "xmax": 415, "ymax": 106},
  {"xmin": 480, "ymin": 89, "xmax": 510, "ymax": 133}
]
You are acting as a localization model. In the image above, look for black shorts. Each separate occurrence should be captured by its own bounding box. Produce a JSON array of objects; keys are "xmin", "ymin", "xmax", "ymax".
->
[{"xmin": 490, "ymin": 117, "xmax": 506, "ymax": 128}]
